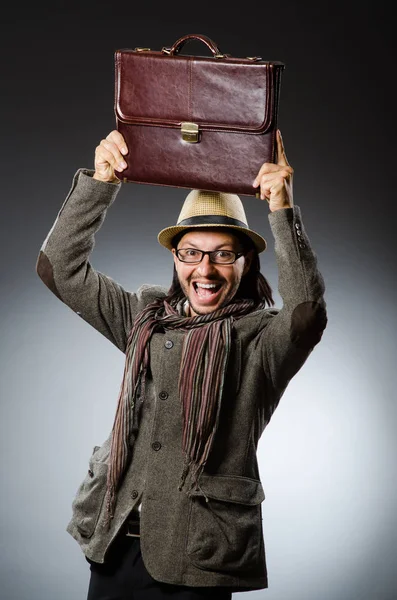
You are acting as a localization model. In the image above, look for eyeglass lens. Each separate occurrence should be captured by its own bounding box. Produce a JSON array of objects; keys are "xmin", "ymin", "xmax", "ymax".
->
[{"xmin": 177, "ymin": 249, "xmax": 238, "ymax": 264}]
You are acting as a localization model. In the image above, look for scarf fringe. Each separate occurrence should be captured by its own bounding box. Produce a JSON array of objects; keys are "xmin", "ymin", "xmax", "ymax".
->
[{"xmin": 103, "ymin": 484, "xmax": 116, "ymax": 532}]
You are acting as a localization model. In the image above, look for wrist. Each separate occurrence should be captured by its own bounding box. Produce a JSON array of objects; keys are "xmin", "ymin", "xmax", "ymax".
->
[
  {"xmin": 269, "ymin": 203, "xmax": 293, "ymax": 212},
  {"xmin": 93, "ymin": 172, "xmax": 121, "ymax": 185}
]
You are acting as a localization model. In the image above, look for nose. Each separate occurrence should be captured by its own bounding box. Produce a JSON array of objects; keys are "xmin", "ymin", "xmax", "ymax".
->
[{"xmin": 195, "ymin": 253, "xmax": 218, "ymax": 277}]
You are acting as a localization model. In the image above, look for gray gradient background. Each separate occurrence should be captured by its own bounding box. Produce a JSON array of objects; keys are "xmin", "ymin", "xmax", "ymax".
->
[{"xmin": 1, "ymin": 1, "xmax": 395, "ymax": 599}]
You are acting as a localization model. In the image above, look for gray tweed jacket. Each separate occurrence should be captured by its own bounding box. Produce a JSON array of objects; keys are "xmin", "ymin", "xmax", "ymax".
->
[{"xmin": 36, "ymin": 169, "xmax": 328, "ymax": 592}]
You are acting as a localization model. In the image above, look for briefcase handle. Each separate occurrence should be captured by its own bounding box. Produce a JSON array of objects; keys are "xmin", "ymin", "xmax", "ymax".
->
[{"xmin": 162, "ymin": 33, "xmax": 229, "ymax": 58}]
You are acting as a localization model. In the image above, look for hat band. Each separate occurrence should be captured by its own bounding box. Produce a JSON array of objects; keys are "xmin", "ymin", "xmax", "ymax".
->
[{"xmin": 177, "ymin": 215, "xmax": 248, "ymax": 229}]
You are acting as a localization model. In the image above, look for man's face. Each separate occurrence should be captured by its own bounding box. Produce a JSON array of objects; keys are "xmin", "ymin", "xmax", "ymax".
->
[{"xmin": 172, "ymin": 229, "xmax": 252, "ymax": 316}]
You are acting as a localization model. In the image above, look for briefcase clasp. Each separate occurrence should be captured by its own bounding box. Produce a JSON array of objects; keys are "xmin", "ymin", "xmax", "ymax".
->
[{"xmin": 181, "ymin": 122, "xmax": 199, "ymax": 143}]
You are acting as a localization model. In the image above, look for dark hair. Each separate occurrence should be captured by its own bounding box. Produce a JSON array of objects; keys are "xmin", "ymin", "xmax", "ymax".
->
[{"xmin": 165, "ymin": 227, "xmax": 275, "ymax": 307}]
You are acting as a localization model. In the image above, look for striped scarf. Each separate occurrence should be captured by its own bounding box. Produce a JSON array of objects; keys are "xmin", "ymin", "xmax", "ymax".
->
[{"xmin": 103, "ymin": 295, "xmax": 263, "ymax": 530}]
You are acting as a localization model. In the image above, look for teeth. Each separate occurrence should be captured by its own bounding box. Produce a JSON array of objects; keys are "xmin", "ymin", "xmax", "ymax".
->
[{"xmin": 196, "ymin": 283, "xmax": 218, "ymax": 289}]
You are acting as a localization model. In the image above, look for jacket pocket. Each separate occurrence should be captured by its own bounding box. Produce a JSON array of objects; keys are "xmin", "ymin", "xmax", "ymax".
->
[
  {"xmin": 186, "ymin": 473, "xmax": 265, "ymax": 574},
  {"xmin": 71, "ymin": 445, "xmax": 109, "ymax": 539}
]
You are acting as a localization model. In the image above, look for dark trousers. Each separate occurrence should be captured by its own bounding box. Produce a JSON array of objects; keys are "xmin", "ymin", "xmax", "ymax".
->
[{"xmin": 86, "ymin": 533, "xmax": 233, "ymax": 600}]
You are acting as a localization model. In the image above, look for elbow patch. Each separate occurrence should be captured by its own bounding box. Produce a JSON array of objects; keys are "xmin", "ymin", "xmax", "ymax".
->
[
  {"xmin": 36, "ymin": 251, "xmax": 62, "ymax": 300},
  {"xmin": 291, "ymin": 301, "xmax": 328, "ymax": 350}
]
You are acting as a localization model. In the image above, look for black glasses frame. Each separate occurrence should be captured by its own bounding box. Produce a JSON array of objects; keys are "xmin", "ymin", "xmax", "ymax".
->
[{"xmin": 175, "ymin": 248, "xmax": 244, "ymax": 265}]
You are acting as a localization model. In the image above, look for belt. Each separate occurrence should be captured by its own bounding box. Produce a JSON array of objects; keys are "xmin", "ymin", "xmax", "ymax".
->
[{"xmin": 125, "ymin": 516, "xmax": 140, "ymax": 538}]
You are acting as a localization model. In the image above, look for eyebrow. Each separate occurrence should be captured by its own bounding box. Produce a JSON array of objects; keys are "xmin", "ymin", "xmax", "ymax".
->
[{"xmin": 178, "ymin": 241, "xmax": 236, "ymax": 250}]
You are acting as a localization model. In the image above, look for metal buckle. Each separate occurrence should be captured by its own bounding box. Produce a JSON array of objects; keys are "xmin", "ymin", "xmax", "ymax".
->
[{"xmin": 181, "ymin": 122, "xmax": 199, "ymax": 143}]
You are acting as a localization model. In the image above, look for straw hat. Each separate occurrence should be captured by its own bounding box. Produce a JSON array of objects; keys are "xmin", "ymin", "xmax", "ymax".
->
[{"xmin": 158, "ymin": 190, "xmax": 267, "ymax": 253}]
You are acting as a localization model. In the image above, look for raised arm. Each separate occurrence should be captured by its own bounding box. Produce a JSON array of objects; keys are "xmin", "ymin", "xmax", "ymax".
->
[
  {"xmin": 35, "ymin": 130, "xmax": 166, "ymax": 353},
  {"xmin": 253, "ymin": 131, "xmax": 328, "ymax": 404}
]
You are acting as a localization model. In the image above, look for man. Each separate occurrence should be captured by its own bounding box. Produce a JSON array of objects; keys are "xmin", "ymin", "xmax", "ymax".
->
[{"xmin": 36, "ymin": 129, "xmax": 327, "ymax": 599}]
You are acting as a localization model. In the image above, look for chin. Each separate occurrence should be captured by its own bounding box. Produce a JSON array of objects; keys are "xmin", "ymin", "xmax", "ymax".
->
[
  {"xmin": 190, "ymin": 304, "xmax": 220, "ymax": 316},
  {"xmin": 187, "ymin": 294, "xmax": 229, "ymax": 316}
]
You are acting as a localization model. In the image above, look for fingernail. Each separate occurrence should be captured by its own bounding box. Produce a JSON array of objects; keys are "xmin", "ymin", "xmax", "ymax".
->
[
  {"xmin": 119, "ymin": 161, "xmax": 127, "ymax": 170},
  {"xmin": 121, "ymin": 147, "xmax": 128, "ymax": 155},
  {"xmin": 252, "ymin": 179, "xmax": 258, "ymax": 187}
]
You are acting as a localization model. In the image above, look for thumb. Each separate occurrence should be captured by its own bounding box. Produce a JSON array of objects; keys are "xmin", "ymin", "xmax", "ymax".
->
[{"xmin": 276, "ymin": 129, "xmax": 290, "ymax": 167}]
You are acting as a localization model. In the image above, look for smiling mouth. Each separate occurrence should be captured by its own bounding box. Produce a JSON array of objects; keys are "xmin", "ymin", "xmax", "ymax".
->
[{"xmin": 192, "ymin": 281, "xmax": 223, "ymax": 300}]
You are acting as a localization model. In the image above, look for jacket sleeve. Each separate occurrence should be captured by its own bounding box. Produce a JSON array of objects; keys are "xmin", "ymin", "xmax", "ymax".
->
[
  {"xmin": 35, "ymin": 168, "xmax": 167, "ymax": 353},
  {"xmin": 260, "ymin": 205, "xmax": 328, "ymax": 405}
]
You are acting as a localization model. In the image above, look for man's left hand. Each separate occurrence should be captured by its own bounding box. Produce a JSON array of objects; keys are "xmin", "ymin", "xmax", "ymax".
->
[{"xmin": 252, "ymin": 129, "xmax": 294, "ymax": 212}]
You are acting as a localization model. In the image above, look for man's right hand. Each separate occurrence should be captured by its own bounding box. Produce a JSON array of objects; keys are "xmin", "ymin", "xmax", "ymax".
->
[{"xmin": 93, "ymin": 130, "xmax": 128, "ymax": 183}]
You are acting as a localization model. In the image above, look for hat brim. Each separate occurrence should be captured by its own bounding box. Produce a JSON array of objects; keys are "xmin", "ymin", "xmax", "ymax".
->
[{"xmin": 158, "ymin": 224, "xmax": 267, "ymax": 253}]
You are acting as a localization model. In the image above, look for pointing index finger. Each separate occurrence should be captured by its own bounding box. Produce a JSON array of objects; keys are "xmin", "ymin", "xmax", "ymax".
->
[{"xmin": 276, "ymin": 129, "xmax": 290, "ymax": 167}]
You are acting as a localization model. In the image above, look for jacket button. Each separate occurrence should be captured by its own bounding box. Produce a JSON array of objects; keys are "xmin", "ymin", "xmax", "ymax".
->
[
  {"xmin": 299, "ymin": 242, "xmax": 306, "ymax": 249},
  {"xmin": 296, "ymin": 230, "xmax": 302, "ymax": 236},
  {"xmin": 88, "ymin": 469, "xmax": 94, "ymax": 478},
  {"xmin": 131, "ymin": 490, "xmax": 139, "ymax": 499},
  {"xmin": 164, "ymin": 340, "xmax": 174, "ymax": 349},
  {"xmin": 152, "ymin": 441, "xmax": 162, "ymax": 451},
  {"xmin": 159, "ymin": 391, "xmax": 169, "ymax": 400},
  {"xmin": 295, "ymin": 222, "xmax": 301, "ymax": 229}
]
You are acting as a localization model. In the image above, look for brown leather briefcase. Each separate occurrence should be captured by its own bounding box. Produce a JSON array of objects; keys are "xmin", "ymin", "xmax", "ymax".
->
[{"xmin": 114, "ymin": 33, "xmax": 285, "ymax": 197}]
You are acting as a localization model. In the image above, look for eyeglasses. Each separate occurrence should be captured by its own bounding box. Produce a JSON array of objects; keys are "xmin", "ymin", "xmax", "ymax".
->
[{"xmin": 175, "ymin": 248, "xmax": 244, "ymax": 265}]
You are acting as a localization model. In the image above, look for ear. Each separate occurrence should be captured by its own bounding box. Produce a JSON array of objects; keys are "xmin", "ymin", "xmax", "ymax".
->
[
  {"xmin": 172, "ymin": 248, "xmax": 178, "ymax": 268},
  {"xmin": 242, "ymin": 250, "xmax": 254, "ymax": 276}
]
